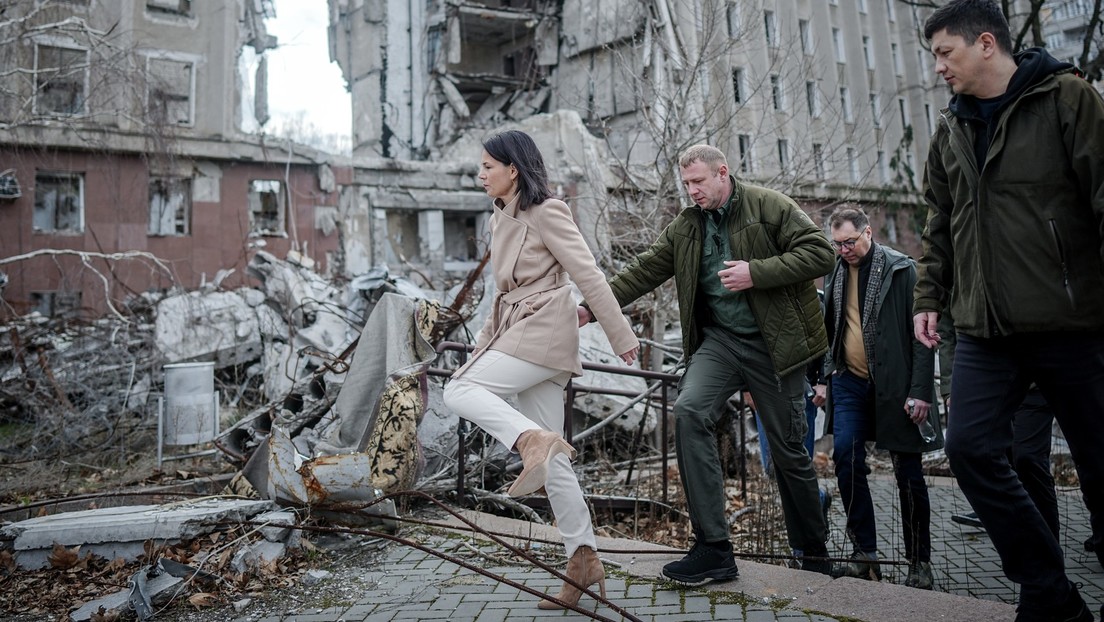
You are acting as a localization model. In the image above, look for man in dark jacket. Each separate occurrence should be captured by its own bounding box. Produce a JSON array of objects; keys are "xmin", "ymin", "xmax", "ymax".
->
[
  {"xmin": 580, "ymin": 144, "xmax": 834, "ymax": 584},
  {"xmin": 823, "ymin": 207, "xmax": 940, "ymax": 590},
  {"xmin": 913, "ymin": 1, "xmax": 1104, "ymax": 619}
]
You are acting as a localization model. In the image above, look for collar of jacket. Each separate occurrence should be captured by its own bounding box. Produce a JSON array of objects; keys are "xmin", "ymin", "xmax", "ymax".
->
[{"xmin": 494, "ymin": 193, "xmax": 522, "ymax": 218}]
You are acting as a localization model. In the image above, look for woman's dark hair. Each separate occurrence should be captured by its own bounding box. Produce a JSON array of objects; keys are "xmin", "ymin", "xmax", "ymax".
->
[
  {"xmin": 482, "ymin": 130, "xmax": 553, "ymax": 211},
  {"xmin": 924, "ymin": 0, "xmax": 1012, "ymax": 56}
]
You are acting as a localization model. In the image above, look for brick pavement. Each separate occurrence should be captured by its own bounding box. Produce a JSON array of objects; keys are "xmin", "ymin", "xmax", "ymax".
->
[
  {"xmin": 248, "ymin": 537, "xmax": 847, "ymax": 622},
  {"xmin": 825, "ymin": 473, "xmax": 1103, "ymax": 613},
  {"xmin": 237, "ymin": 473, "xmax": 1097, "ymax": 622}
]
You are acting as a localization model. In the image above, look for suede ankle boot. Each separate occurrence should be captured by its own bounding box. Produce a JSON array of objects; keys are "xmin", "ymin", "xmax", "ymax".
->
[
  {"xmin": 507, "ymin": 430, "xmax": 575, "ymax": 497},
  {"xmin": 538, "ymin": 546, "xmax": 606, "ymax": 610}
]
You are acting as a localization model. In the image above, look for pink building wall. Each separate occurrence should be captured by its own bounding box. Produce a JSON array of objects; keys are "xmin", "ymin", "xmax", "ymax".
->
[{"xmin": 0, "ymin": 148, "xmax": 348, "ymax": 317}]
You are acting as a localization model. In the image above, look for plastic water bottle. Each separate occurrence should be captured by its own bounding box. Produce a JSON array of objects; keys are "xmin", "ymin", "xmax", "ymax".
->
[
  {"xmin": 917, "ymin": 418, "xmax": 937, "ymax": 443},
  {"xmin": 909, "ymin": 399, "xmax": 937, "ymax": 442}
]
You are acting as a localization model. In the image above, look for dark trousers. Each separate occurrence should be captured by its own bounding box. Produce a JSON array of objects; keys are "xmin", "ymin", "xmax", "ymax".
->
[
  {"xmin": 674, "ymin": 327, "xmax": 827, "ymax": 553},
  {"xmin": 947, "ymin": 332, "xmax": 1104, "ymax": 607},
  {"xmin": 830, "ymin": 370, "xmax": 931, "ymax": 561},
  {"xmin": 1011, "ymin": 388, "xmax": 1059, "ymax": 539}
]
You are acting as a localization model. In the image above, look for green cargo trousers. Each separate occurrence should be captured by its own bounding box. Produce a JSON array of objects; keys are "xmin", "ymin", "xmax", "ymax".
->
[{"xmin": 675, "ymin": 326, "xmax": 828, "ymax": 553}]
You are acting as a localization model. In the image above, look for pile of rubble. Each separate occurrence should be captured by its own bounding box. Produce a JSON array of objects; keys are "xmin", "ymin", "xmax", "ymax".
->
[{"xmin": 0, "ymin": 249, "xmax": 664, "ymax": 619}]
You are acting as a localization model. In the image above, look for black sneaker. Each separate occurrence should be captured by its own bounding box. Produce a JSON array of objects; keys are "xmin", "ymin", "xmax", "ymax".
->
[
  {"xmin": 662, "ymin": 540, "xmax": 740, "ymax": 586},
  {"xmin": 832, "ymin": 550, "xmax": 882, "ymax": 581},
  {"xmin": 1014, "ymin": 582, "xmax": 1093, "ymax": 622},
  {"xmin": 799, "ymin": 549, "xmax": 833, "ymax": 576},
  {"xmin": 951, "ymin": 511, "xmax": 984, "ymax": 529}
]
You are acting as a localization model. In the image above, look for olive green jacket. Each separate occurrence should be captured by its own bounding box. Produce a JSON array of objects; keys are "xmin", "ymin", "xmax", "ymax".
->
[
  {"xmin": 605, "ymin": 179, "xmax": 834, "ymax": 376},
  {"xmin": 915, "ymin": 68, "xmax": 1104, "ymax": 336}
]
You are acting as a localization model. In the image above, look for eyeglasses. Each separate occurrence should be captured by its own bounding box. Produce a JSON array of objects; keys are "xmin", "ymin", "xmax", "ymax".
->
[{"xmin": 832, "ymin": 237, "xmax": 861, "ymax": 251}]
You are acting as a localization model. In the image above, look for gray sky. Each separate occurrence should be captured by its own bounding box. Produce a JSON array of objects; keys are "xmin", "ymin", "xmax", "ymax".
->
[{"xmin": 263, "ymin": 3, "xmax": 351, "ymax": 139}]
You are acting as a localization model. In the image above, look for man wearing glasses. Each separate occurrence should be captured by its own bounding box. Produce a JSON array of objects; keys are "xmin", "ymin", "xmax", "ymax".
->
[{"xmin": 821, "ymin": 206, "xmax": 940, "ymax": 589}]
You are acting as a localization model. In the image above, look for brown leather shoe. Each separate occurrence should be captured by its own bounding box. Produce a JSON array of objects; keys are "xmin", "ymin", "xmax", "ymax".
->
[
  {"xmin": 507, "ymin": 430, "xmax": 575, "ymax": 497},
  {"xmin": 538, "ymin": 546, "xmax": 606, "ymax": 609}
]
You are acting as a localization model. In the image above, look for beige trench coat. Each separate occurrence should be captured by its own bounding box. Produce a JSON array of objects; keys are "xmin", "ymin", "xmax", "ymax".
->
[{"xmin": 458, "ymin": 196, "xmax": 637, "ymax": 378}]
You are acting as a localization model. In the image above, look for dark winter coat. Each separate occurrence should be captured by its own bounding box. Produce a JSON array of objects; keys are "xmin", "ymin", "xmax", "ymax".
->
[
  {"xmin": 825, "ymin": 244, "xmax": 941, "ymax": 453},
  {"xmin": 914, "ymin": 48, "xmax": 1104, "ymax": 337},
  {"xmin": 603, "ymin": 178, "xmax": 834, "ymax": 376}
]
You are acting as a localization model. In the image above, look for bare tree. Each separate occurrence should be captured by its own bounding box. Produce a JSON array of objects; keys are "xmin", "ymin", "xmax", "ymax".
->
[{"xmin": 897, "ymin": 0, "xmax": 1104, "ymax": 81}]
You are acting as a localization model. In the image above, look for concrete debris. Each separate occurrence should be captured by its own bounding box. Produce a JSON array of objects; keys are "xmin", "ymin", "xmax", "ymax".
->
[
  {"xmin": 1, "ymin": 498, "xmax": 276, "ymax": 569},
  {"xmin": 154, "ymin": 290, "xmax": 265, "ymax": 368},
  {"xmin": 232, "ymin": 597, "xmax": 252, "ymax": 613},
  {"xmin": 69, "ymin": 570, "xmax": 183, "ymax": 622},
  {"xmin": 67, "ymin": 555, "xmax": 253, "ymax": 620},
  {"xmin": 302, "ymin": 569, "xmax": 332, "ymax": 585},
  {"xmin": 255, "ymin": 509, "xmax": 298, "ymax": 542}
]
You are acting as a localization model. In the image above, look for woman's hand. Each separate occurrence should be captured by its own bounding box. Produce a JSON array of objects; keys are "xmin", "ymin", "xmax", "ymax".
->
[{"xmin": 619, "ymin": 346, "xmax": 639, "ymax": 365}]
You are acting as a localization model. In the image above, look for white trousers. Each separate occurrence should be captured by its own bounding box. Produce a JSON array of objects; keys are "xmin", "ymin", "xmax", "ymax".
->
[{"xmin": 443, "ymin": 350, "xmax": 596, "ymax": 557}]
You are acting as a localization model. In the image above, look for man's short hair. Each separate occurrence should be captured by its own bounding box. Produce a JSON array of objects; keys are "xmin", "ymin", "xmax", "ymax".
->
[
  {"xmin": 679, "ymin": 144, "xmax": 728, "ymax": 171},
  {"xmin": 924, "ymin": 0, "xmax": 1013, "ymax": 56},
  {"xmin": 829, "ymin": 206, "xmax": 870, "ymax": 231}
]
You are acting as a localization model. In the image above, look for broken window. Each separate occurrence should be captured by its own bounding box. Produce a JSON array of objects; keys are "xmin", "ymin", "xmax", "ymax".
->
[
  {"xmin": 248, "ymin": 179, "xmax": 286, "ymax": 236},
  {"xmin": 149, "ymin": 177, "xmax": 192, "ymax": 236},
  {"xmin": 147, "ymin": 57, "xmax": 195, "ymax": 125},
  {"xmin": 30, "ymin": 291, "xmax": 82, "ymax": 318},
  {"xmin": 33, "ymin": 172, "xmax": 84, "ymax": 233},
  {"xmin": 147, "ymin": 0, "xmax": 192, "ymax": 16},
  {"xmin": 34, "ymin": 44, "xmax": 88, "ymax": 116},
  {"xmin": 385, "ymin": 210, "xmax": 419, "ymax": 264},
  {"xmin": 442, "ymin": 213, "xmax": 480, "ymax": 263}
]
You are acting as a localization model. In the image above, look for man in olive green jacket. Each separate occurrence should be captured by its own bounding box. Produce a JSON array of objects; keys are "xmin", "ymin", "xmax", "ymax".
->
[
  {"xmin": 913, "ymin": 1, "xmax": 1104, "ymax": 620},
  {"xmin": 581, "ymin": 144, "xmax": 834, "ymax": 584}
]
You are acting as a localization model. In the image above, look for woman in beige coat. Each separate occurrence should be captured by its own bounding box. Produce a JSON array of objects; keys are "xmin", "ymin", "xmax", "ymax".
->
[{"xmin": 443, "ymin": 130, "xmax": 638, "ymax": 609}]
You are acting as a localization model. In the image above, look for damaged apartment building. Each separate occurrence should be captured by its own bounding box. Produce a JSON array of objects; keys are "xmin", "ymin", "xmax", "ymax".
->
[
  {"xmin": 327, "ymin": 0, "xmax": 950, "ymax": 273},
  {"xmin": 0, "ymin": 0, "xmax": 355, "ymax": 316}
]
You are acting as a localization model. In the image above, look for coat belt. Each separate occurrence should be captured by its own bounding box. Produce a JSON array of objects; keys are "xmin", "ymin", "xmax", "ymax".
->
[{"xmin": 500, "ymin": 272, "xmax": 570, "ymax": 305}]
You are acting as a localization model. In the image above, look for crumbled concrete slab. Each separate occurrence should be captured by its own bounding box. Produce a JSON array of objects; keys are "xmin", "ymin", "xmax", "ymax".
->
[
  {"xmin": 2, "ymin": 499, "xmax": 275, "ymax": 569},
  {"xmin": 69, "ymin": 572, "xmax": 183, "ymax": 622},
  {"xmin": 255, "ymin": 509, "xmax": 297, "ymax": 542}
]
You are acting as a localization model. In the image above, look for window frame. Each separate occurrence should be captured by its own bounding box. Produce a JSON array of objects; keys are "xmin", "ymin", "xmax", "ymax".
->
[
  {"xmin": 33, "ymin": 171, "xmax": 85, "ymax": 234},
  {"xmin": 145, "ymin": 53, "xmax": 197, "ymax": 126},
  {"xmin": 738, "ymin": 134, "xmax": 755, "ymax": 174},
  {"xmin": 832, "ymin": 28, "xmax": 846, "ymax": 63},
  {"xmin": 764, "ymin": 10, "xmax": 777, "ymax": 47},
  {"xmin": 146, "ymin": 0, "xmax": 193, "ymax": 17},
  {"xmin": 148, "ymin": 176, "xmax": 193, "ymax": 236},
  {"xmin": 32, "ymin": 42, "xmax": 89, "ymax": 117},
  {"xmin": 806, "ymin": 80, "xmax": 821, "ymax": 118},
  {"xmin": 248, "ymin": 179, "xmax": 288, "ymax": 236}
]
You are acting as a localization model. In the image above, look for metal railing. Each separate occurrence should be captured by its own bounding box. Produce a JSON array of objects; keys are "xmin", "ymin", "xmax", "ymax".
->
[{"xmin": 428, "ymin": 341, "xmax": 683, "ymax": 505}]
